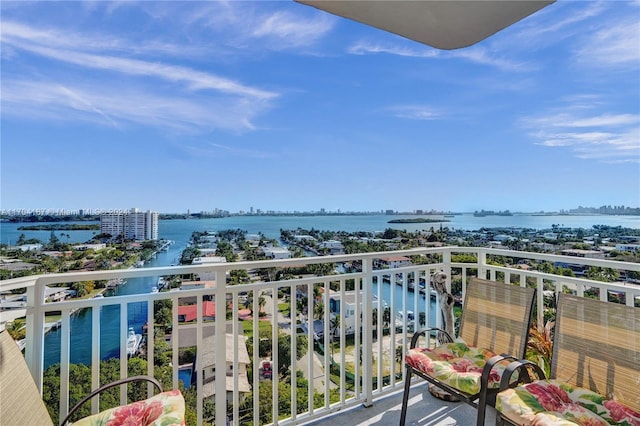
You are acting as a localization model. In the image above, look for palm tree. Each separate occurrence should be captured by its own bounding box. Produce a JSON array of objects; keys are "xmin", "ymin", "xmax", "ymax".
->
[
  {"xmin": 313, "ymin": 301, "xmax": 324, "ymax": 320},
  {"xmin": 330, "ymin": 315, "xmax": 340, "ymax": 337},
  {"xmin": 243, "ymin": 296, "xmax": 254, "ymax": 316},
  {"xmin": 329, "ymin": 315, "xmax": 340, "ymax": 358}
]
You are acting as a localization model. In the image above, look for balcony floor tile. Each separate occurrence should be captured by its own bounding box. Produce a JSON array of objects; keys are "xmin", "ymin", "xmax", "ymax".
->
[{"xmin": 301, "ymin": 382, "xmax": 496, "ymax": 426}]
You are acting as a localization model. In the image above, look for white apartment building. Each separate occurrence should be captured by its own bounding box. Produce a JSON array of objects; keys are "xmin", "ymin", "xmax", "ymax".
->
[
  {"xmin": 100, "ymin": 208, "xmax": 158, "ymax": 241},
  {"xmin": 615, "ymin": 243, "xmax": 640, "ymax": 253},
  {"xmin": 262, "ymin": 246, "xmax": 292, "ymax": 259}
]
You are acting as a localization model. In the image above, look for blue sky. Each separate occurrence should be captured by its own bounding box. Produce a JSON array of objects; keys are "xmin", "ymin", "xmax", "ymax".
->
[{"xmin": 1, "ymin": 1, "xmax": 639, "ymax": 214}]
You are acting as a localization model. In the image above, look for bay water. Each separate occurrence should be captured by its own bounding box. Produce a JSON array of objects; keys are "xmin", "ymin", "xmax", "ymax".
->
[{"xmin": 2, "ymin": 214, "xmax": 638, "ymax": 368}]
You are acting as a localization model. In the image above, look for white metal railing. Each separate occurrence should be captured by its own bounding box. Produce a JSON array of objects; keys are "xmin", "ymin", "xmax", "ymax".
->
[{"xmin": 1, "ymin": 247, "xmax": 639, "ymax": 425}]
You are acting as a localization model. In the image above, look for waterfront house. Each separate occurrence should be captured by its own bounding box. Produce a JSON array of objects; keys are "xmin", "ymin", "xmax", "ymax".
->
[
  {"xmin": 180, "ymin": 280, "xmax": 216, "ymax": 291},
  {"xmin": 561, "ymin": 248, "xmax": 606, "ymax": 260},
  {"xmin": 319, "ymin": 240, "xmax": 345, "ymax": 255},
  {"xmin": 376, "ymin": 255, "xmax": 412, "ymax": 269},
  {"xmin": 262, "ymin": 246, "xmax": 292, "ymax": 259},
  {"xmin": 616, "ymin": 243, "xmax": 640, "ymax": 253},
  {"xmin": 72, "ymin": 243, "xmax": 106, "ymax": 251},
  {"xmin": 191, "ymin": 256, "xmax": 227, "ymax": 281},
  {"xmin": 178, "ymin": 301, "xmax": 216, "ymax": 322},
  {"xmin": 325, "ymin": 290, "xmax": 383, "ymax": 336},
  {"xmin": 16, "ymin": 243, "xmax": 43, "ymax": 251},
  {"xmin": 0, "ymin": 259, "xmax": 37, "ymax": 273},
  {"xmin": 200, "ymin": 334, "xmax": 251, "ymax": 403}
]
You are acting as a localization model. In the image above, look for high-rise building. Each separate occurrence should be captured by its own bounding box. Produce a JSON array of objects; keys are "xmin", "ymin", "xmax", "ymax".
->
[{"xmin": 100, "ymin": 208, "xmax": 158, "ymax": 241}]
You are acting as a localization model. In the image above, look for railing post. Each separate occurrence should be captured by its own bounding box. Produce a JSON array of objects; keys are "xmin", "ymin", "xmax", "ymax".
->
[
  {"xmin": 24, "ymin": 277, "xmax": 45, "ymax": 392},
  {"xmin": 478, "ymin": 249, "xmax": 487, "ymax": 279},
  {"xmin": 215, "ymin": 267, "xmax": 227, "ymax": 426},
  {"xmin": 537, "ymin": 276, "xmax": 544, "ymax": 326},
  {"xmin": 362, "ymin": 257, "xmax": 373, "ymax": 407}
]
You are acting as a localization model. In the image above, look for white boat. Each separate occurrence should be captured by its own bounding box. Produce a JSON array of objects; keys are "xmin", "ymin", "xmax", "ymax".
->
[
  {"xmin": 126, "ymin": 327, "xmax": 142, "ymax": 357},
  {"xmin": 395, "ymin": 310, "xmax": 415, "ymax": 331},
  {"xmin": 151, "ymin": 286, "xmax": 159, "ymax": 293}
]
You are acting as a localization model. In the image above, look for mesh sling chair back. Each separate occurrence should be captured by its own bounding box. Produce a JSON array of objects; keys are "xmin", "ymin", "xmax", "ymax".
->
[
  {"xmin": 0, "ymin": 329, "xmax": 185, "ymax": 426},
  {"xmin": 399, "ymin": 277, "xmax": 536, "ymax": 426},
  {"xmin": 496, "ymin": 293, "xmax": 640, "ymax": 425}
]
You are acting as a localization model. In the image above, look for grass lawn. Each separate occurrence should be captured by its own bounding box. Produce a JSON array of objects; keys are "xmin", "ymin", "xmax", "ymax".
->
[
  {"xmin": 44, "ymin": 313, "xmax": 62, "ymax": 323},
  {"xmin": 242, "ymin": 318, "xmax": 273, "ymax": 338},
  {"xmin": 278, "ymin": 302, "xmax": 290, "ymax": 317}
]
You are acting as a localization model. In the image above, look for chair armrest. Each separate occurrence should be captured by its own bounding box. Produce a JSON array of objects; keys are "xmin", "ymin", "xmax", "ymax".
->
[
  {"xmin": 476, "ymin": 354, "xmax": 519, "ymax": 426},
  {"xmin": 60, "ymin": 375, "xmax": 162, "ymax": 426},
  {"xmin": 498, "ymin": 360, "xmax": 546, "ymax": 392},
  {"xmin": 409, "ymin": 327, "xmax": 453, "ymax": 349},
  {"xmin": 480, "ymin": 354, "xmax": 518, "ymax": 391}
]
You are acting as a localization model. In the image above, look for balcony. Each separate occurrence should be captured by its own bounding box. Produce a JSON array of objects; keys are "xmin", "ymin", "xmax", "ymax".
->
[{"xmin": 1, "ymin": 247, "xmax": 639, "ymax": 425}]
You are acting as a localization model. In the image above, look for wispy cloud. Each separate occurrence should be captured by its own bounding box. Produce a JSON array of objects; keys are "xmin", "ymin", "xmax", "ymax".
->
[
  {"xmin": 448, "ymin": 47, "xmax": 533, "ymax": 72},
  {"xmin": 1, "ymin": 17, "xmax": 281, "ymax": 132},
  {"xmin": 517, "ymin": 1, "xmax": 607, "ymax": 38},
  {"xmin": 2, "ymin": 21, "xmax": 277, "ymax": 100},
  {"xmin": 250, "ymin": 10, "xmax": 335, "ymax": 49},
  {"xmin": 180, "ymin": 142, "xmax": 276, "ymax": 159},
  {"xmin": 527, "ymin": 113, "xmax": 639, "ymax": 128},
  {"xmin": 348, "ymin": 41, "xmax": 439, "ymax": 58},
  {"xmin": 168, "ymin": 2, "xmax": 335, "ymax": 50},
  {"xmin": 388, "ymin": 105, "xmax": 443, "ymax": 121},
  {"xmin": 522, "ymin": 107, "xmax": 640, "ymax": 163},
  {"xmin": 574, "ymin": 18, "xmax": 640, "ymax": 69},
  {"xmin": 1, "ymin": 80, "xmax": 270, "ymax": 133},
  {"xmin": 348, "ymin": 40, "xmax": 529, "ymax": 71}
]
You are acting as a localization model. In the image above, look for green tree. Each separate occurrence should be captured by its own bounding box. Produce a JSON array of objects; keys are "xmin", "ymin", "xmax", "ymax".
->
[
  {"xmin": 71, "ymin": 281, "xmax": 90, "ymax": 297},
  {"xmin": 47, "ymin": 230, "xmax": 61, "ymax": 250},
  {"xmin": 154, "ymin": 299, "xmax": 172, "ymax": 331},
  {"xmin": 329, "ymin": 315, "xmax": 340, "ymax": 358},
  {"xmin": 230, "ymin": 269, "xmax": 250, "ymax": 284},
  {"xmin": 313, "ymin": 301, "xmax": 324, "ymax": 320}
]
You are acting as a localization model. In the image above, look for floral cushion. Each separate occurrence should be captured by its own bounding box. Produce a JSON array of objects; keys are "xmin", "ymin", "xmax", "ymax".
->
[
  {"xmin": 72, "ymin": 389, "xmax": 185, "ymax": 426},
  {"xmin": 404, "ymin": 338, "xmax": 509, "ymax": 395},
  {"xmin": 496, "ymin": 380, "xmax": 640, "ymax": 426}
]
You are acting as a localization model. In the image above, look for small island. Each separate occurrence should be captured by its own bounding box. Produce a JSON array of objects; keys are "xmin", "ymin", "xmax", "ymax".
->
[
  {"xmin": 17, "ymin": 224, "xmax": 100, "ymax": 231},
  {"xmin": 387, "ymin": 218, "xmax": 450, "ymax": 224}
]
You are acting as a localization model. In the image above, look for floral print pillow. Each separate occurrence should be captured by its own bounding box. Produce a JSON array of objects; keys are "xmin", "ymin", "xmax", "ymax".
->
[
  {"xmin": 71, "ymin": 389, "xmax": 185, "ymax": 426},
  {"xmin": 405, "ymin": 338, "xmax": 509, "ymax": 395},
  {"xmin": 496, "ymin": 380, "xmax": 640, "ymax": 426}
]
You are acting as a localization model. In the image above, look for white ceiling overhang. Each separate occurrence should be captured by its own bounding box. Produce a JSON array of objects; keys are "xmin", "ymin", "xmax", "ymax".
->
[{"xmin": 295, "ymin": 0, "xmax": 555, "ymax": 50}]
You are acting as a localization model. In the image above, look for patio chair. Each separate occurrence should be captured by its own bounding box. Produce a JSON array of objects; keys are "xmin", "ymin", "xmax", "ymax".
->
[
  {"xmin": 0, "ymin": 329, "xmax": 185, "ymax": 425},
  {"xmin": 495, "ymin": 293, "xmax": 640, "ymax": 425},
  {"xmin": 399, "ymin": 278, "xmax": 536, "ymax": 426}
]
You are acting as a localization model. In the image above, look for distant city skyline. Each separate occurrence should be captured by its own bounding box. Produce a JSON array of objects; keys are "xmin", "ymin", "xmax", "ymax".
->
[
  {"xmin": 1, "ymin": 1, "xmax": 638, "ymax": 213},
  {"xmin": 2, "ymin": 204, "xmax": 639, "ymax": 217}
]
